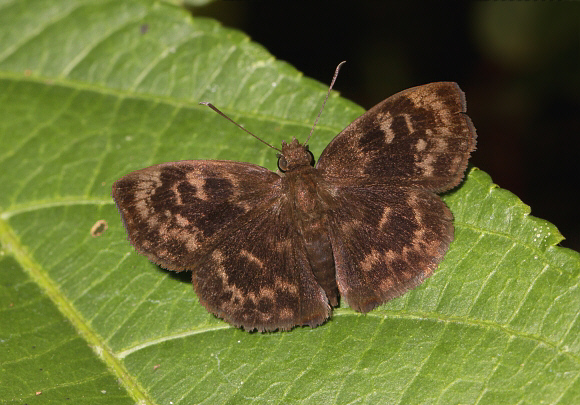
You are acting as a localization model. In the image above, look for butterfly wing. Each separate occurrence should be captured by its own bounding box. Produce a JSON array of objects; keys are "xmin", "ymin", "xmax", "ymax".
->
[
  {"xmin": 325, "ymin": 184, "xmax": 453, "ymax": 312},
  {"xmin": 316, "ymin": 82, "xmax": 475, "ymax": 312},
  {"xmin": 113, "ymin": 160, "xmax": 330, "ymax": 331},
  {"xmin": 113, "ymin": 161, "xmax": 279, "ymax": 271},
  {"xmin": 191, "ymin": 198, "xmax": 331, "ymax": 331},
  {"xmin": 317, "ymin": 82, "xmax": 476, "ymax": 192}
]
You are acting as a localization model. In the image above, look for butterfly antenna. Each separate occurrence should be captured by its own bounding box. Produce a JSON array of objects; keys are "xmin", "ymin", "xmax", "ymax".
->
[
  {"xmin": 199, "ymin": 102, "xmax": 282, "ymax": 152},
  {"xmin": 304, "ymin": 61, "xmax": 346, "ymax": 145}
]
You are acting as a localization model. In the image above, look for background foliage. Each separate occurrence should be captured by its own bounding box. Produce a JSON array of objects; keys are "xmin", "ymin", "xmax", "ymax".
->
[
  {"xmin": 194, "ymin": 1, "xmax": 580, "ymax": 251},
  {"xmin": 1, "ymin": 1, "xmax": 578, "ymax": 404}
]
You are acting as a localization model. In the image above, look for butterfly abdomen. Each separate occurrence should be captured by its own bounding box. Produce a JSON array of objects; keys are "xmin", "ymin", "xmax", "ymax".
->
[{"xmin": 284, "ymin": 167, "xmax": 339, "ymax": 307}]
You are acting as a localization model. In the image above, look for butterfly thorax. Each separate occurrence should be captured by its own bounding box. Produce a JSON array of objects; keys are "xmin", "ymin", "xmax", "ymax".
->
[{"xmin": 279, "ymin": 141, "xmax": 339, "ymax": 306}]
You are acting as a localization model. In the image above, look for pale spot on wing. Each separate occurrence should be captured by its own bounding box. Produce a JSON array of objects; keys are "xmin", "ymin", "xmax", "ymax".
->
[
  {"xmin": 240, "ymin": 249, "xmax": 265, "ymax": 269},
  {"xmin": 134, "ymin": 172, "xmax": 161, "ymax": 208},
  {"xmin": 451, "ymin": 155, "xmax": 462, "ymax": 171},
  {"xmin": 258, "ymin": 287, "xmax": 276, "ymax": 299},
  {"xmin": 135, "ymin": 198, "xmax": 153, "ymax": 220},
  {"xmin": 378, "ymin": 277, "xmax": 394, "ymax": 292},
  {"xmin": 360, "ymin": 250, "xmax": 381, "ymax": 273},
  {"xmin": 186, "ymin": 172, "xmax": 208, "ymax": 200},
  {"xmin": 279, "ymin": 307, "xmax": 294, "ymax": 320},
  {"xmin": 408, "ymin": 193, "xmax": 422, "ymax": 224},
  {"xmin": 378, "ymin": 206, "xmax": 392, "ymax": 231},
  {"xmin": 411, "ymin": 226, "xmax": 426, "ymax": 248},
  {"xmin": 135, "ymin": 179, "xmax": 160, "ymax": 218},
  {"xmin": 148, "ymin": 216, "xmax": 159, "ymax": 227},
  {"xmin": 416, "ymin": 155, "xmax": 435, "ymax": 176},
  {"xmin": 211, "ymin": 250, "xmax": 227, "ymax": 278},
  {"xmin": 171, "ymin": 182, "xmax": 183, "ymax": 205},
  {"xmin": 403, "ymin": 113, "xmax": 414, "ymax": 133},
  {"xmin": 170, "ymin": 225, "xmax": 200, "ymax": 251},
  {"xmin": 185, "ymin": 235, "xmax": 200, "ymax": 252},
  {"xmin": 434, "ymin": 138, "xmax": 448, "ymax": 153},
  {"xmin": 415, "ymin": 138, "xmax": 427, "ymax": 152},
  {"xmin": 175, "ymin": 214, "xmax": 190, "ymax": 227},
  {"xmin": 377, "ymin": 111, "xmax": 395, "ymax": 143},
  {"xmin": 158, "ymin": 222, "xmax": 169, "ymax": 238},
  {"xmin": 384, "ymin": 249, "xmax": 398, "ymax": 263}
]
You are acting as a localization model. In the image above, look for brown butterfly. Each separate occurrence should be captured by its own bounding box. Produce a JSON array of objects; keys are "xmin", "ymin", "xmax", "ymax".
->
[{"xmin": 112, "ymin": 65, "xmax": 476, "ymax": 332}]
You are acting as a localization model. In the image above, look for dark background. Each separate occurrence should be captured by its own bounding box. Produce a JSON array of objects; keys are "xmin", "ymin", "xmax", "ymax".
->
[{"xmin": 195, "ymin": 2, "xmax": 580, "ymax": 251}]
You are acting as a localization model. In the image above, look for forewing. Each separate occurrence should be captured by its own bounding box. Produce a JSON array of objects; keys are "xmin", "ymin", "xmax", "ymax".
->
[
  {"xmin": 327, "ymin": 184, "xmax": 453, "ymax": 313},
  {"xmin": 191, "ymin": 201, "xmax": 331, "ymax": 332},
  {"xmin": 317, "ymin": 82, "xmax": 476, "ymax": 192},
  {"xmin": 112, "ymin": 160, "xmax": 280, "ymax": 271}
]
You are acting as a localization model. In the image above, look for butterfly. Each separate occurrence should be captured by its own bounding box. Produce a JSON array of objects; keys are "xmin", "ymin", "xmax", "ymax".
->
[{"xmin": 112, "ymin": 66, "xmax": 476, "ymax": 332}]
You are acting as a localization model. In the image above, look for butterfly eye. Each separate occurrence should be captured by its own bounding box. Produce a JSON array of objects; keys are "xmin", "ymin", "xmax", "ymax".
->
[
  {"xmin": 307, "ymin": 150, "xmax": 315, "ymax": 166},
  {"xmin": 277, "ymin": 155, "xmax": 288, "ymax": 172}
]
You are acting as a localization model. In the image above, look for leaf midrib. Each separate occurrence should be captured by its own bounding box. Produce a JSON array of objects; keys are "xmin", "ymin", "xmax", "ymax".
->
[{"xmin": 0, "ymin": 216, "xmax": 155, "ymax": 404}]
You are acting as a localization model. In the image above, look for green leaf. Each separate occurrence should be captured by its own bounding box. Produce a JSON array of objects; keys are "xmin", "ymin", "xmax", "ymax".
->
[{"xmin": 1, "ymin": 1, "xmax": 578, "ymax": 404}]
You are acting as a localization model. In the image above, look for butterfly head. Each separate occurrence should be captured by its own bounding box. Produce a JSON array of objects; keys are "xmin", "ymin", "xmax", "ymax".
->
[{"xmin": 277, "ymin": 138, "xmax": 315, "ymax": 172}]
